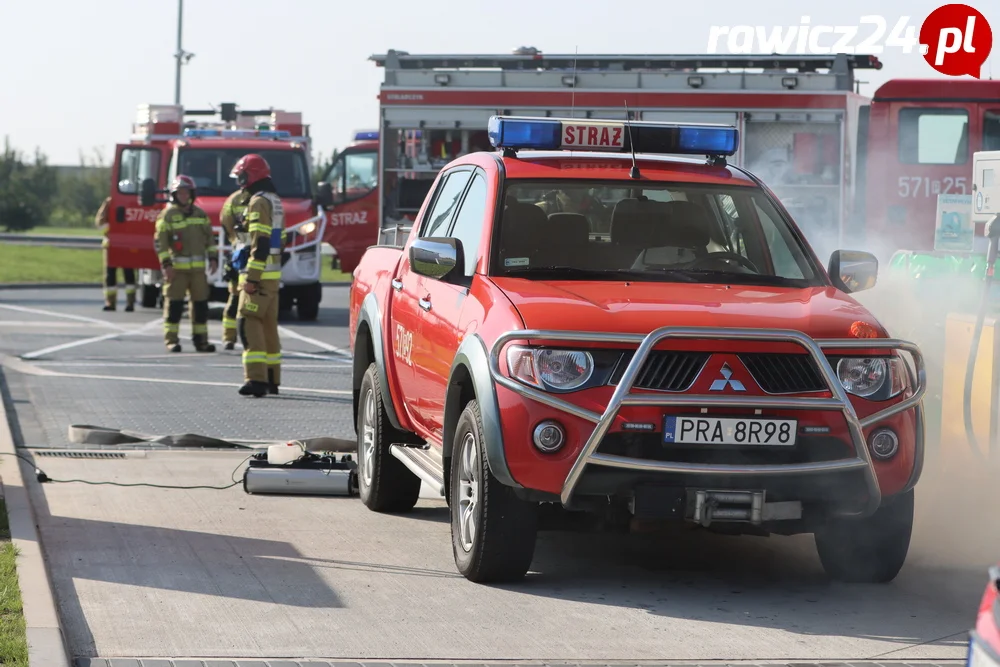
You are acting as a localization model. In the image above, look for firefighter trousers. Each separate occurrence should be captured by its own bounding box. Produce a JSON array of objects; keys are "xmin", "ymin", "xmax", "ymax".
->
[
  {"xmin": 102, "ymin": 250, "xmax": 136, "ymax": 309},
  {"xmin": 222, "ymin": 277, "xmax": 239, "ymax": 344},
  {"xmin": 237, "ymin": 278, "xmax": 280, "ymax": 386},
  {"xmin": 163, "ymin": 269, "xmax": 211, "ymax": 347}
]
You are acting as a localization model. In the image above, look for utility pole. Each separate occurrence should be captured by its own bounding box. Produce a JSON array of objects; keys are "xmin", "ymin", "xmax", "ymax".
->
[{"xmin": 173, "ymin": 0, "xmax": 194, "ymax": 104}]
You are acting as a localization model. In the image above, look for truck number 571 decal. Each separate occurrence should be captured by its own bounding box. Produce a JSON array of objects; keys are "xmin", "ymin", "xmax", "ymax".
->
[
  {"xmin": 394, "ymin": 324, "xmax": 413, "ymax": 367},
  {"xmin": 897, "ymin": 176, "xmax": 968, "ymax": 198}
]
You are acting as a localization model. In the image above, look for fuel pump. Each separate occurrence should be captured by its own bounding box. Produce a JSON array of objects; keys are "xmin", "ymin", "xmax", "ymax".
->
[{"xmin": 962, "ymin": 214, "xmax": 1000, "ymax": 464}]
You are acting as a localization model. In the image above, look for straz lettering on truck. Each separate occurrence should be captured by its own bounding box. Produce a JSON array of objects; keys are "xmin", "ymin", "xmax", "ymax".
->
[
  {"xmin": 329, "ymin": 211, "xmax": 368, "ymax": 226},
  {"xmin": 562, "ymin": 124, "xmax": 624, "ymax": 149},
  {"xmin": 393, "ymin": 323, "xmax": 413, "ymax": 366},
  {"xmin": 897, "ymin": 176, "xmax": 968, "ymax": 198},
  {"xmin": 124, "ymin": 208, "xmax": 160, "ymax": 223}
]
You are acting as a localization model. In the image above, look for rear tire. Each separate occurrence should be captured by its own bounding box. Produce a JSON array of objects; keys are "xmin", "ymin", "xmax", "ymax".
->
[
  {"xmin": 297, "ymin": 295, "xmax": 320, "ymax": 321},
  {"xmin": 141, "ymin": 284, "xmax": 159, "ymax": 309},
  {"xmin": 814, "ymin": 489, "xmax": 914, "ymax": 583},
  {"xmin": 356, "ymin": 364, "xmax": 421, "ymax": 513},
  {"xmin": 450, "ymin": 400, "xmax": 538, "ymax": 583}
]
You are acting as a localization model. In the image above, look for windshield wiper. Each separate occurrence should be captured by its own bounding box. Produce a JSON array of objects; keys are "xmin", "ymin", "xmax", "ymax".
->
[{"xmin": 504, "ymin": 266, "xmax": 694, "ymax": 281}]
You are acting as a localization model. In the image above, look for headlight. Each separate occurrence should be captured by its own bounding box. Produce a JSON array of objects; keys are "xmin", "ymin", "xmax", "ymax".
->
[
  {"xmin": 507, "ymin": 345, "xmax": 594, "ymax": 392},
  {"xmin": 299, "ymin": 221, "xmax": 317, "ymax": 235},
  {"xmin": 835, "ymin": 356, "xmax": 907, "ymax": 400}
]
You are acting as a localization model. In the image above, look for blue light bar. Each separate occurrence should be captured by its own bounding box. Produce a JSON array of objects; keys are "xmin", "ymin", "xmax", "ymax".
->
[
  {"xmin": 258, "ymin": 130, "xmax": 292, "ymax": 139},
  {"xmin": 354, "ymin": 130, "xmax": 379, "ymax": 141},
  {"xmin": 486, "ymin": 115, "xmax": 739, "ymax": 157},
  {"xmin": 183, "ymin": 128, "xmax": 221, "ymax": 138},
  {"xmin": 221, "ymin": 129, "xmax": 257, "ymax": 138}
]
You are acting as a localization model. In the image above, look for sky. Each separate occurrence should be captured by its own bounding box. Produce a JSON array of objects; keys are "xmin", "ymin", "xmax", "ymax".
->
[{"xmin": 1, "ymin": 0, "xmax": 997, "ymax": 167}]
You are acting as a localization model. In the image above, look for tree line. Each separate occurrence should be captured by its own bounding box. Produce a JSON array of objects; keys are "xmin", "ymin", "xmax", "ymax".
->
[{"xmin": 0, "ymin": 136, "xmax": 339, "ymax": 232}]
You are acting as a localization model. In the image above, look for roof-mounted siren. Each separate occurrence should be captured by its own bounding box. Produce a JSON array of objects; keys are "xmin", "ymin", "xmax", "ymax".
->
[
  {"xmin": 486, "ymin": 115, "xmax": 739, "ymax": 166},
  {"xmin": 134, "ymin": 103, "xmax": 183, "ymax": 137}
]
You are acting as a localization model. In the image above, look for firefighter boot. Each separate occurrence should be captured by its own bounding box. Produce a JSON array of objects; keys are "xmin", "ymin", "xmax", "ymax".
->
[
  {"xmin": 103, "ymin": 287, "xmax": 117, "ymax": 311},
  {"xmin": 191, "ymin": 300, "xmax": 216, "ymax": 352},
  {"xmin": 268, "ymin": 368, "xmax": 279, "ymax": 395},
  {"xmin": 125, "ymin": 287, "xmax": 136, "ymax": 312},
  {"xmin": 238, "ymin": 380, "xmax": 269, "ymax": 397},
  {"xmin": 165, "ymin": 299, "xmax": 185, "ymax": 353}
]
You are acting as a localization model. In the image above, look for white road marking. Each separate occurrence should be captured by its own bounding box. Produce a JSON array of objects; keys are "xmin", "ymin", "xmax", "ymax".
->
[
  {"xmin": 0, "ymin": 303, "xmax": 127, "ymax": 330},
  {"xmin": 0, "ymin": 321, "xmax": 111, "ymax": 328},
  {"xmin": 2, "ymin": 355, "xmax": 351, "ymax": 395},
  {"xmin": 20, "ymin": 318, "xmax": 163, "ymax": 360},
  {"xmin": 277, "ymin": 326, "xmax": 351, "ymax": 357}
]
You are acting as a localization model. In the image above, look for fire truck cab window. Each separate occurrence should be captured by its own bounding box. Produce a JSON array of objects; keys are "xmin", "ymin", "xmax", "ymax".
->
[
  {"xmin": 898, "ymin": 108, "xmax": 969, "ymax": 165},
  {"xmin": 326, "ymin": 151, "xmax": 378, "ymax": 200},
  {"xmin": 117, "ymin": 147, "xmax": 159, "ymax": 195},
  {"xmin": 984, "ymin": 112, "xmax": 1000, "ymax": 152},
  {"xmin": 174, "ymin": 148, "xmax": 311, "ymax": 199}
]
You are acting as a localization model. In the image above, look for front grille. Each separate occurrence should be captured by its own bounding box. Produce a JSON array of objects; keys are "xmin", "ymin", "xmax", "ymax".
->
[
  {"xmin": 740, "ymin": 354, "xmax": 827, "ymax": 394},
  {"xmin": 597, "ymin": 432, "xmax": 852, "ymax": 466},
  {"xmin": 610, "ymin": 351, "xmax": 709, "ymax": 392}
]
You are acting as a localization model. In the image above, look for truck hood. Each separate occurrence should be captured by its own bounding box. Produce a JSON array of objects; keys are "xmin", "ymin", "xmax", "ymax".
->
[
  {"xmin": 488, "ymin": 278, "xmax": 887, "ymax": 339},
  {"xmin": 196, "ymin": 196, "xmax": 317, "ymax": 228}
]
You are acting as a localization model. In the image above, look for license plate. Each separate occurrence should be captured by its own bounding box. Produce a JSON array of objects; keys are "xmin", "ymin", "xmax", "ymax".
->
[{"xmin": 663, "ymin": 416, "xmax": 797, "ymax": 446}]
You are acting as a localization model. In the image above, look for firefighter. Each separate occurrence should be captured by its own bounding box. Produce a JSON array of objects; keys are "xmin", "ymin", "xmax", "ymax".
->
[
  {"xmin": 218, "ymin": 185, "xmax": 252, "ymax": 351},
  {"xmin": 154, "ymin": 175, "xmax": 218, "ymax": 353},
  {"xmin": 95, "ymin": 196, "xmax": 136, "ymax": 311},
  {"xmin": 229, "ymin": 154, "xmax": 285, "ymax": 397}
]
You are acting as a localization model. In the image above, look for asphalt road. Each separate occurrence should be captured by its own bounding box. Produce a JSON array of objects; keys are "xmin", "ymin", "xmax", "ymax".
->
[{"xmin": 0, "ymin": 286, "xmax": 985, "ymax": 663}]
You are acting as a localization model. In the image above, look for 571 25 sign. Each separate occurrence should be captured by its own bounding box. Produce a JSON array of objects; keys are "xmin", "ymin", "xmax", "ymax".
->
[{"xmin": 898, "ymin": 175, "xmax": 968, "ymax": 198}]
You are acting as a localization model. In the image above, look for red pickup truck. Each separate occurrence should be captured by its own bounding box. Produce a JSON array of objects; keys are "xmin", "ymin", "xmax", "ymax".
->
[{"xmin": 347, "ymin": 116, "xmax": 927, "ymax": 584}]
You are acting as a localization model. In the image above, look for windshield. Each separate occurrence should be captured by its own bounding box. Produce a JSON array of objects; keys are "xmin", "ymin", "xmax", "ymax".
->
[
  {"xmin": 324, "ymin": 149, "xmax": 379, "ymax": 198},
  {"xmin": 175, "ymin": 148, "xmax": 312, "ymax": 198},
  {"xmin": 492, "ymin": 180, "xmax": 824, "ymax": 288}
]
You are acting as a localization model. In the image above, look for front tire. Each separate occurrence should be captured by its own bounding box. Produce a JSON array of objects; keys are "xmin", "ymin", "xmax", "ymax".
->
[
  {"xmin": 814, "ymin": 489, "xmax": 914, "ymax": 583},
  {"xmin": 356, "ymin": 364, "xmax": 421, "ymax": 513},
  {"xmin": 450, "ymin": 400, "xmax": 538, "ymax": 583}
]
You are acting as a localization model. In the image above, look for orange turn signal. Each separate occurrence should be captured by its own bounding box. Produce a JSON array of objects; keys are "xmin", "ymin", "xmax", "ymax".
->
[{"xmin": 850, "ymin": 321, "xmax": 879, "ymax": 339}]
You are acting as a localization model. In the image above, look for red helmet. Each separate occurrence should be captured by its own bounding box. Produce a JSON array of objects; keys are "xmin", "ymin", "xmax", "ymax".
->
[
  {"xmin": 170, "ymin": 174, "xmax": 197, "ymax": 202},
  {"xmin": 230, "ymin": 154, "xmax": 271, "ymax": 188}
]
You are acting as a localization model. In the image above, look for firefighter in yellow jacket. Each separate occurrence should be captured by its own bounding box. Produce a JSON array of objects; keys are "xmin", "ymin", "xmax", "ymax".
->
[
  {"xmin": 218, "ymin": 187, "xmax": 252, "ymax": 350},
  {"xmin": 154, "ymin": 175, "xmax": 218, "ymax": 353},
  {"xmin": 95, "ymin": 196, "xmax": 137, "ymax": 311},
  {"xmin": 229, "ymin": 154, "xmax": 284, "ymax": 397}
]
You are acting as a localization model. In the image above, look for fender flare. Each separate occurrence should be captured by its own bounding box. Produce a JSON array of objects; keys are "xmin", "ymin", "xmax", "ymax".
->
[
  {"xmin": 357, "ymin": 291, "xmax": 404, "ymax": 432},
  {"xmin": 444, "ymin": 333, "xmax": 521, "ymax": 488}
]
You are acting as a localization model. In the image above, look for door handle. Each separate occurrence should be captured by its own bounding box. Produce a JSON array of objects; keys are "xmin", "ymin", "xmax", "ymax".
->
[
  {"xmin": 391, "ymin": 279, "xmax": 403, "ymax": 291},
  {"xmin": 419, "ymin": 296, "xmax": 432, "ymax": 312}
]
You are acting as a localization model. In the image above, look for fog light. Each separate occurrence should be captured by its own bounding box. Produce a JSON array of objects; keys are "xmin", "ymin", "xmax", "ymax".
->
[
  {"xmin": 869, "ymin": 428, "xmax": 899, "ymax": 460},
  {"xmin": 532, "ymin": 420, "xmax": 565, "ymax": 453}
]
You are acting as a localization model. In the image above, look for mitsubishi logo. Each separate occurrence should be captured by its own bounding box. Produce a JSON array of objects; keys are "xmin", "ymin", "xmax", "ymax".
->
[{"xmin": 709, "ymin": 363, "xmax": 746, "ymax": 392}]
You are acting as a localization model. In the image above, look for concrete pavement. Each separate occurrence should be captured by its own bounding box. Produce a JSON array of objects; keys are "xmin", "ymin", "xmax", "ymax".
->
[{"xmin": 0, "ymin": 286, "xmax": 987, "ymax": 663}]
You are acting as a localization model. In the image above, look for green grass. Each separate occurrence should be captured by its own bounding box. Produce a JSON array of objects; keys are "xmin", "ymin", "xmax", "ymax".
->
[
  {"xmin": 0, "ymin": 244, "xmax": 102, "ymax": 284},
  {"xmin": 321, "ymin": 264, "xmax": 353, "ymax": 283},
  {"xmin": 0, "ymin": 499, "xmax": 28, "ymax": 667},
  {"xmin": 12, "ymin": 226, "xmax": 103, "ymax": 237}
]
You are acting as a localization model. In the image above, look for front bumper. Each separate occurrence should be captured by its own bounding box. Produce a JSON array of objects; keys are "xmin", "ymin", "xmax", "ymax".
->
[{"xmin": 488, "ymin": 325, "xmax": 926, "ymax": 519}]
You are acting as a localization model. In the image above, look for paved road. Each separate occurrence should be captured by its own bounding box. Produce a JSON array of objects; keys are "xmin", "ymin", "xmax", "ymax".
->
[{"xmin": 0, "ymin": 287, "xmax": 988, "ymax": 663}]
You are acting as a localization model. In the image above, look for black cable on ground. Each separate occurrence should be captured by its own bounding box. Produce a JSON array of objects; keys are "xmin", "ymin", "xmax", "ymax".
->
[{"xmin": 0, "ymin": 451, "xmax": 251, "ymax": 490}]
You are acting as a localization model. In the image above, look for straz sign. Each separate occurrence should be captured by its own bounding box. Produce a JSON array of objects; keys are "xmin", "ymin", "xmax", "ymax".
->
[
  {"xmin": 329, "ymin": 211, "xmax": 368, "ymax": 226},
  {"xmin": 561, "ymin": 123, "xmax": 625, "ymax": 151}
]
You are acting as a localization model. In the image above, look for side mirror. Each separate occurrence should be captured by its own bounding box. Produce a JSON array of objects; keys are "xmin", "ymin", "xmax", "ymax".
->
[
  {"xmin": 139, "ymin": 178, "xmax": 158, "ymax": 207},
  {"xmin": 316, "ymin": 181, "xmax": 334, "ymax": 208},
  {"xmin": 829, "ymin": 249, "xmax": 878, "ymax": 294},
  {"xmin": 409, "ymin": 237, "xmax": 464, "ymax": 281}
]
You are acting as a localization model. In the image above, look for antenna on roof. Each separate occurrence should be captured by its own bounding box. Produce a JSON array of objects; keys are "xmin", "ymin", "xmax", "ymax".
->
[
  {"xmin": 623, "ymin": 101, "xmax": 640, "ymax": 180},
  {"xmin": 570, "ymin": 45, "xmax": 578, "ymax": 118}
]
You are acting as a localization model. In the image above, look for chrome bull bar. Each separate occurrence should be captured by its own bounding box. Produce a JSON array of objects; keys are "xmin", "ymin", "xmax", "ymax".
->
[{"xmin": 487, "ymin": 326, "xmax": 926, "ymax": 517}]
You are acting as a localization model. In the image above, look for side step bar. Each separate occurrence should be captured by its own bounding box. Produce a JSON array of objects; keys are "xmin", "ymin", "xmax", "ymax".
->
[{"xmin": 389, "ymin": 444, "xmax": 445, "ymax": 497}]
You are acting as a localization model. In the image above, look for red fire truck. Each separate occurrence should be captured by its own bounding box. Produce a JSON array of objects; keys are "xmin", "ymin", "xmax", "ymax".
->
[
  {"xmin": 107, "ymin": 103, "xmax": 326, "ymax": 320},
  {"xmin": 316, "ymin": 50, "xmax": 1000, "ymax": 273},
  {"xmin": 318, "ymin": 50, "xmax": 882, "ymax": 271}
]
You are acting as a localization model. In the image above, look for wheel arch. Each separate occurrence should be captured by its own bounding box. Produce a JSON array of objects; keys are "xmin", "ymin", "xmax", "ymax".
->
[
  {"xmin": 443, "ymin": 333, "xmax": 521, "ymax": 493},
  {"xmin": 354, "ymin": 292, "xmax": 404, "ymax": 432}
]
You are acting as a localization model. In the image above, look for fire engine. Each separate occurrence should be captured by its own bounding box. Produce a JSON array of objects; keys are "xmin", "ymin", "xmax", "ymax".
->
[
  {"xmin": 107, "ymin": 102, "xmax": 327, "ymax": 320},
  {"xmin": 318, "ymin": 50, "xmax": 883, "ymax": 271},
  {"xmin": 316, "ymin": 49, "xmax": 1000, "ymax": 274}
]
